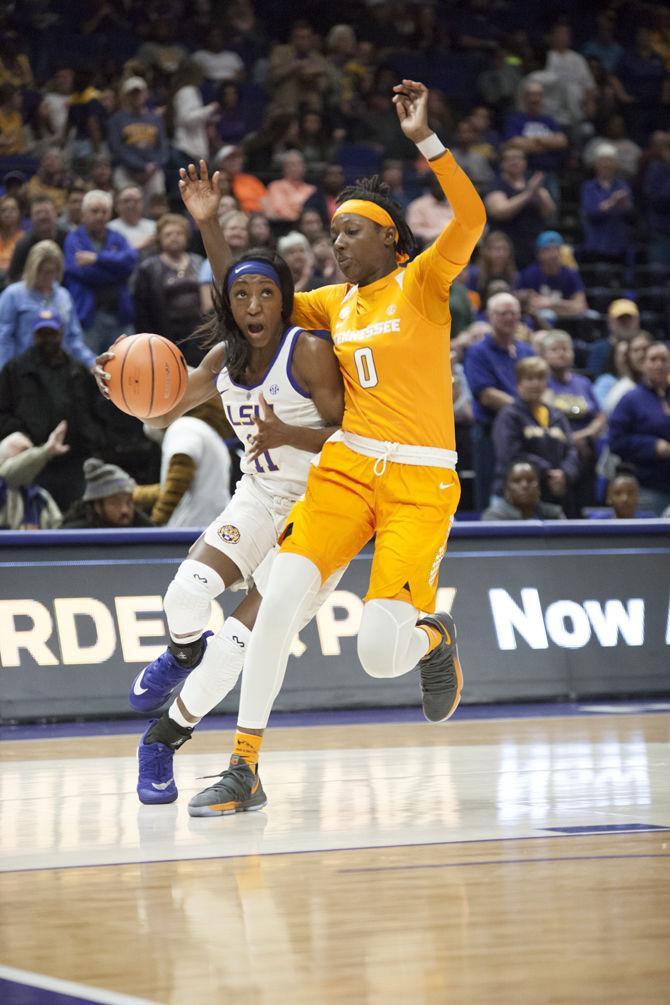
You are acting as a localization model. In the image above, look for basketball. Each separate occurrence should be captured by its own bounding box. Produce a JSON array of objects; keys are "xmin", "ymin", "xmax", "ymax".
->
[{"xmin": 106, "ymin": 333, "xmax": 188, "ymax": 419}]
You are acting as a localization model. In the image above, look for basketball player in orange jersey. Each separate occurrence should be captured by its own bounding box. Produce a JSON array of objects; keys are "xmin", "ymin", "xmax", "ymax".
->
[{"xmin": 181, "ymin": 80, "xmax": 487, "ymax": 816}]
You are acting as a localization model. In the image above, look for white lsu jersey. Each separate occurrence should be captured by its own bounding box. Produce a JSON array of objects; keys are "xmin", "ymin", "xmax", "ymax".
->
[{"xmin": 216, "ymin": 325, "xmax": 326, "ymax": 498}]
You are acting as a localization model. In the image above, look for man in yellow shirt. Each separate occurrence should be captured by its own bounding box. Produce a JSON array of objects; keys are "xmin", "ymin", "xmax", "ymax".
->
[{"xmin": 181, "ymin": 80, "xmax": 487, "ymax": 815}]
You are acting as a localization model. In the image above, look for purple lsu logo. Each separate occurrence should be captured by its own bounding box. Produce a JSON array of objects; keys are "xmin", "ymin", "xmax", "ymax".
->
[{"xmin": 225, "ymin": 403, "xmax": 261, "ymax": 427}]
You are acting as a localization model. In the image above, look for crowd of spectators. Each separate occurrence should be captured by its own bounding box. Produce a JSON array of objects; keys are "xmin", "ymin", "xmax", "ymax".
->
[{"xmin": 1, "ymin": 0, "xmax": 670, "ymax": 529}]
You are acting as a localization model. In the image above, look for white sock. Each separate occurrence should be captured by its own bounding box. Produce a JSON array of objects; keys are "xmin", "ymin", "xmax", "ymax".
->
[
  {"xmin": 237, "ymin": 553, "xmax": 321, "ymax": 729},
  {"xmin": 170, "ymin": 617, "xmax": 251, "ymax": 724}
]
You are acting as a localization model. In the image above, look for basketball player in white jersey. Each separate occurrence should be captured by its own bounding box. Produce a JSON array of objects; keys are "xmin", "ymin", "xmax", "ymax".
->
[{"xmin": 96, "ymin": 249, "xmax": 343, "ymax": 807}]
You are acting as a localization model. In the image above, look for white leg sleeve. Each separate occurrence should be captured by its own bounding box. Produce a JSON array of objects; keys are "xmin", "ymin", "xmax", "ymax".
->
[
  {"xmin": 357, "ymin": 599, "xmax": 429, "ymax": 679},
  {"xmin": 163, "ymin": 559, "xmax": 225, "ymax": 643},
  {"xmin": 237, "ymin": 553, "xmax": 321, "ymax": 729},
  {"xmin": 173, "ymin": 617, "xmax": 251, "ymax": 721}
]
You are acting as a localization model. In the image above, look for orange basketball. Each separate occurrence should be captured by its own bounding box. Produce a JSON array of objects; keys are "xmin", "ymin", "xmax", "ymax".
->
[{"xmin": 106, "ymin": 334, "xmax": 188, "ymax": 419}]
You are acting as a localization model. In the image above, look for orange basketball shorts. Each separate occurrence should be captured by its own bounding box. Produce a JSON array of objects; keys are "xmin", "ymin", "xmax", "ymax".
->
[{"xmin": 279, "ymin": 439, "xmax": 460, "ymax": 612}]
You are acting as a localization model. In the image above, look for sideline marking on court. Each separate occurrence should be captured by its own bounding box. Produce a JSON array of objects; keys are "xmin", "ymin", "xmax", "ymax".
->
[
  {"xmin": 337, "ymin": 853, "xmax": 670, "ymax": 874},
  {"xmin": 0, "ymin": 965, "xmax": 164, "ymax": 1005}
]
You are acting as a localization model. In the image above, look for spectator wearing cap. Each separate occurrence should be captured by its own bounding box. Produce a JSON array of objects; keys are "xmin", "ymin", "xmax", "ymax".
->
[
  {"xmin": 463, "ymin": 291, "xmax": 535, "ymax": 510},
  {"xmin": 0, "ymin": 424, "xmax": 66, "ymax": 529},
  {"xmin": 492, "ymin": 356, "xmax": 580, "ymax": 512},
  {"xmin": 215, "ymin": 145, "xmax": 267, "ymax": 214},
  {"xmin": 482, "ymin": 461, "xmax": 566, "ymax": 521},
  {"xmin": 1, "ymin": 170, "xmax": 27, "ymax": 205},
  {"xmin": 63, "ymin": 189, "xmax": 137, "ymax": 354},
  {"xmin": 108, "ymin": 185, "xmax": 157, "ymax": 253},
  {"xmin": 107, "ymin": 77, "xmax": 168, "ymax": 205},
  {"xmin": 0, "ymin": 241, "xmax": 94, "ymax": 371},
  {"xmin": 7, "ymin": 196, "xmax": 67, "ymax": 284},
  {"xmin": 61, "ymin": 458, "xmax": 152, "ymax": 529},
  {"xmin": 485, "ymin": 143, "xmax": 556, "ymax": 269},
  {"xmin": 0, "ymin": 195, "xmax": 24, "ymax": 288},
  {"xmin": 0, "ymin": 308, "xmax": 103, "ymax": 508},
  {"xmin": 609, "ymin": 342, "xmax": 670, "ymax": 514},
  {"xmin": 580, "ymin": 143, "xmax": 634, "ymax": 262},
  {"xmin": 587, "ymin": 298, "xmax": 641, "ymax": 377},
  {"xmin": 516, "ymin": 231, "xmax": 588, "ymax": 326},
  {"xmin": 263, "ymin": 150, "xmax": 316, "ymax": 223}
]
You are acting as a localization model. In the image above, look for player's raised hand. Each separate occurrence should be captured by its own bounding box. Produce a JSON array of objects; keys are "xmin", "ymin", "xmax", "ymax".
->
[
  {"xmin": 392, "ymin": 80, "xmax": 431, "ymax": 144},
  {"xmin": 248, "ymin": 394, "xmax": 289, "ymax": 460},
  {"xmin": 178, "ymin": 160, "xmax": 223, "ymax": 224}
]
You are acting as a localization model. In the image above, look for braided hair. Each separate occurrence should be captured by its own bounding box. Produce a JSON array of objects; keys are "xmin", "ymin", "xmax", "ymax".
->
[
  {"xmin": 195, "ymin": 248, "xmax": 294, "ymax": 383},
  {"xmin": 336, "ymin": 175, "xmax": 416, "ymax": 261}
]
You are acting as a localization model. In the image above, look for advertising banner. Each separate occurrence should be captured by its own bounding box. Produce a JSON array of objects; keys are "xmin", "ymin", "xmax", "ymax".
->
[{"xmin": 1, "ymin": 524, "xmax": 669, "ymax": 721}]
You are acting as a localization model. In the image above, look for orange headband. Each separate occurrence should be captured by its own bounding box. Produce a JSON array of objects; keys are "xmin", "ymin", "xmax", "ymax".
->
[{"xmin": 332, "ymin": 199, "xmax": 409, "ymax": 264}]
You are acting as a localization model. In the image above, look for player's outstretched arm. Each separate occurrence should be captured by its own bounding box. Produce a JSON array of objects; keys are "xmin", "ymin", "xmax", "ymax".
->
[
  {"xmin": 393, "ymin": 79, "xmax": 486, "ymax": 264},
  {"xmin": 248, "ymin": 334, "xmax": 344, "ymax": 460},
  {"xmin": 94, "ymin": 340, "xmax": 225, "ymax": 427},
  {"xmin": 179, "ymin": 160, "xmax": 232, "ymax": 285}
]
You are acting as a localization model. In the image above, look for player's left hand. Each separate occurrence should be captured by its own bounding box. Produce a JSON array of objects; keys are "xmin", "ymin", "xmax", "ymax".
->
[
  {"xmin": 247, "ymin": 394, "xmax": 291, "ymax": 460},
  {"xmin": 392, "ymin": 80, "xmax": 432, "ymax": 144}
]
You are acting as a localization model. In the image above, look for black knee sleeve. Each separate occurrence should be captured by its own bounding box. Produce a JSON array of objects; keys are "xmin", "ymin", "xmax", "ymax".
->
[{"xmin": 168, "ymin": 634, "xmax": 205, "ymax": 669}]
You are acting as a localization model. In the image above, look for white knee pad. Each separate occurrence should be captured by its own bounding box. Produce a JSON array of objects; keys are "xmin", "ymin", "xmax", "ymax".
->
[
  {"xmin": 163, "ymin": 559, "xmax": 225, "ymax": 642},
  {"xmin": 357, "ymin": 599, "xmax": 421, "ymax": 679},
  {"xmin": 176, "ymin": 616, "xmax": 251, "ymax": 720}
]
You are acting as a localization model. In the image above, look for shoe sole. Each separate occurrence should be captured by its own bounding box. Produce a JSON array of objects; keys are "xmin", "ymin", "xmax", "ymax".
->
[
  {"xmin": 137, "ymin": 789, "xmax": 178, "ymax": 805},
  {"xmin": 188, "ymin": 795, "xmax": 268, "ymax": 817}
]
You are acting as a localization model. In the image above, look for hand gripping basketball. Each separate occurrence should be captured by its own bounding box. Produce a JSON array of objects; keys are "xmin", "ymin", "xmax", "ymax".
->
[{"xmin": 102, "ymin": 333, "xmax": 188, "ymax": 419}]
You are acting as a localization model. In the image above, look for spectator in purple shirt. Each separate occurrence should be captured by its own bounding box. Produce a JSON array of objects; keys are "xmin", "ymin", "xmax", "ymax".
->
[
  {"xmin": 463, "ymin": 291, "xmax": 535, "ymax": 510},
  {"xmin": 609, "ymin": 342, "xmax": 670, "ymax": 514},
  {"xmin": 504, "ymin": 80, "xmax": 568, "ymax": 176},
  {"xmin": 516, "ymin": 230, "xmax": 588, "ymax": 327},
  {"xmin": 580, "ymin": 143, "xmax": 634, "ymax": 262},
  {"xmin": 492, "ymin": 356, "xmax": 580, "ymax": 512},
  {"xmin": 63, "ymin": 190, "xmax": 137, "ymax": 354},
  {"xmin": 485, "ymin": 143, "xmax": 555, "ymax": 268},
  {"xmin": 542, "ymin": 329, "xmax": 605, "ymax": 511}
]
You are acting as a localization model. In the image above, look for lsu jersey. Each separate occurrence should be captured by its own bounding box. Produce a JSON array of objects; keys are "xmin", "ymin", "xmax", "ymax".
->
[
  {"xmin": 216, "ymin": 325, "xmax": 326, "ymax": 498},
  {"xmin": 290, "ymin": 150, "xmax": 486, "ymax": 452}
]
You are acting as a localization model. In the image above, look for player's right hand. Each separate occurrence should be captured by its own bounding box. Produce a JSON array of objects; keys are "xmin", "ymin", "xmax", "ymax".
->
[
  {"xmin": 179, "ymin": 160, "xmax": 223, "ymax": 223},
  {"xmin": 94, "ymin": 350, "xmax": 114, "ymax": 399}
]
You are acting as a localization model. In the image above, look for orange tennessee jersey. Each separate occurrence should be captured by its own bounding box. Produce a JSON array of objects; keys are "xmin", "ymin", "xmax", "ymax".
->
[{"xmin": 291, "ymin": 150, "xmax": 486, "ymax": 450}]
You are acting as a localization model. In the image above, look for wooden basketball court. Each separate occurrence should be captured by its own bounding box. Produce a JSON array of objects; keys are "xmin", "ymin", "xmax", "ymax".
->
[{"xmin": 1, "ymin": 707, "xmax": 669, "ymax": 1004}]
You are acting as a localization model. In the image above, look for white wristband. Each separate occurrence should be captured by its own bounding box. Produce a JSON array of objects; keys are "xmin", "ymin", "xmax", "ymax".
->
[{"xmin": 416, "ymin": 133, "xmax": 447, "ymax": 161}]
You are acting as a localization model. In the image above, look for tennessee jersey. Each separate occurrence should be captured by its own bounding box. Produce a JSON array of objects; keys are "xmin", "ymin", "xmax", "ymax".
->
[{"xmin": 291, "ymin": 151, "xmax": 486, "ymax": 451}]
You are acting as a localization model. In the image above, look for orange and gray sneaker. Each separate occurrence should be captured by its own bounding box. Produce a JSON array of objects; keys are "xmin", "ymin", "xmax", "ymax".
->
[
  {"xmin": 417, "ymin": 611, "xmax": 463, "ymax": 723},
  {"xmin": 188, "ymin": 756, "xmax": 267, "ymax": 817}
]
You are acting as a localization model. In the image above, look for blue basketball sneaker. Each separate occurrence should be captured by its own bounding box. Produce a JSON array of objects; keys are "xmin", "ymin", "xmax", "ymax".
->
[
  {"xmin": 137, "ymin": 720, "xmax": 178, "ymax": 805},
  {"xmin": 129, "ymin": 631, "xmax": 213, "ymax": 712}
]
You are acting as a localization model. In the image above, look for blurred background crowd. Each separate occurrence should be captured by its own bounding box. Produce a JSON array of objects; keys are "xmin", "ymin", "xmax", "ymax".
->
[{"xmin": 0, "ymin": 0, "xmax": 669, "ymax": 530}]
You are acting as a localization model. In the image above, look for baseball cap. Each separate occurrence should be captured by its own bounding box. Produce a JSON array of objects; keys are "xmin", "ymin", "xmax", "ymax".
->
[
  {"xmin": 536, "ymin": 230, "xmax": 563, "ymax": 249},
  {"xmin": 608, "ymin": 298, "xmax": 639, "ymax": 319},
  {"xmin": 121, "ymin": 76, "xmax": 148, "ymax": 95},
  {"xmin": 32, "ymin": 308, "xmax": 62, "ymax": 333}
]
